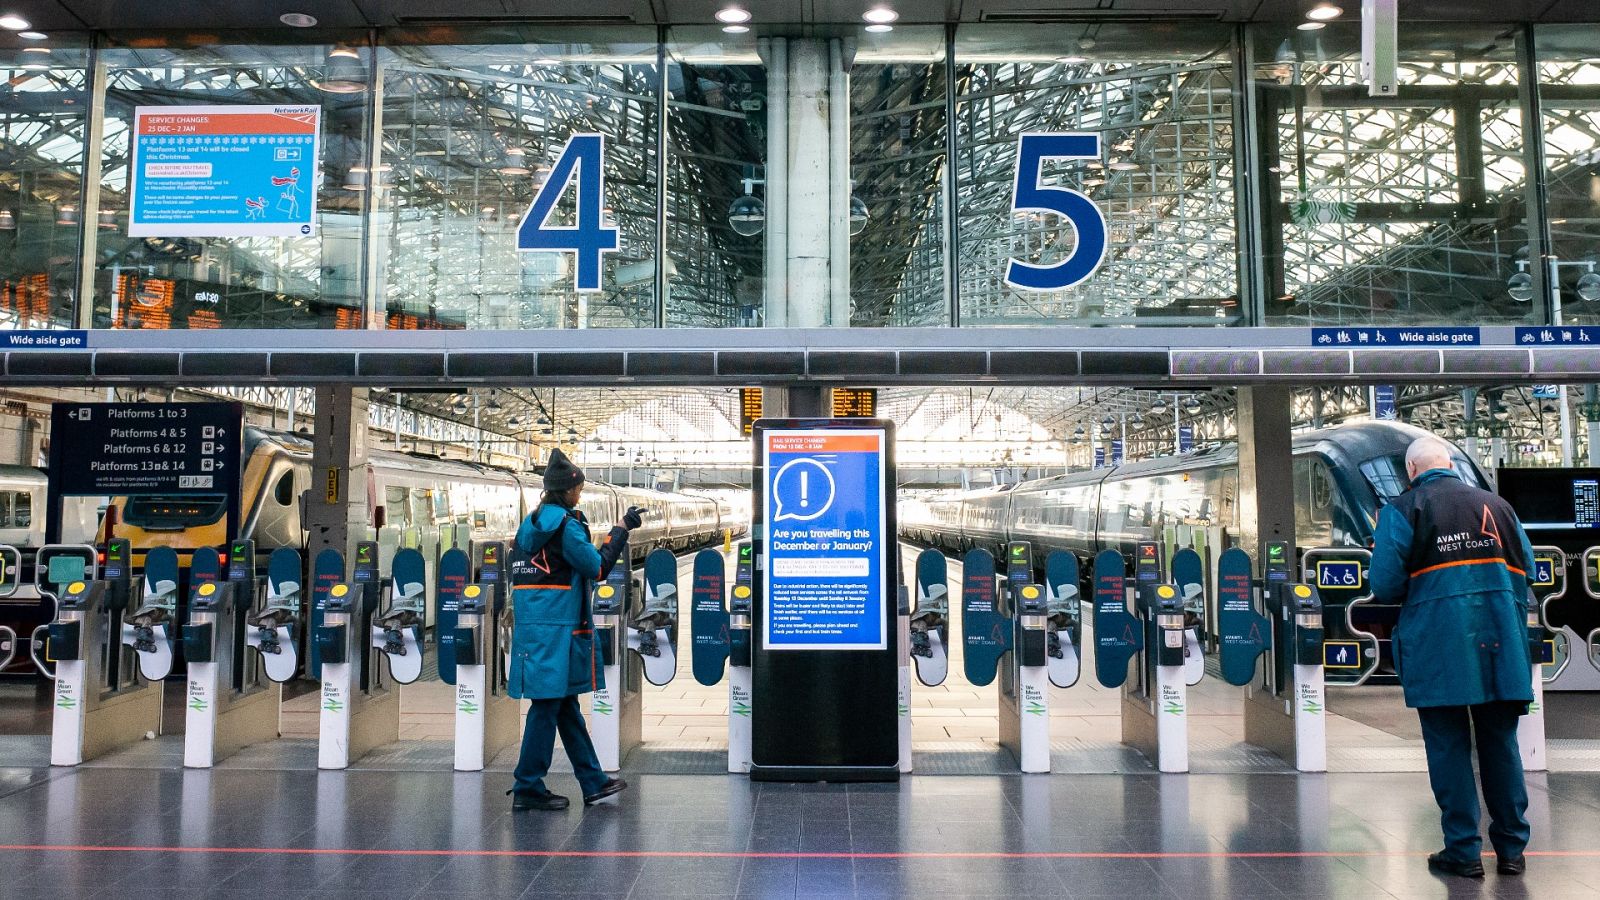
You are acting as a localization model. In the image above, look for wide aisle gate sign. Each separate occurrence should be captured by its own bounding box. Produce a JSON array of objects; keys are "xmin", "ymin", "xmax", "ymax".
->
[
  {"xmin": 130, "ymin": 105, "xmax": 322, "ymax": 238},
  {"xmin": 760, "ymin": 427, "xmax": 888, "ymax": 651}
]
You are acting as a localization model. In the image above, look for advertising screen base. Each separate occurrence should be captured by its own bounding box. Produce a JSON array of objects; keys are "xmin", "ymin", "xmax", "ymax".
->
[{"xmin": 750, "ymin": 419, "xmax": 899, "ymax": 782}]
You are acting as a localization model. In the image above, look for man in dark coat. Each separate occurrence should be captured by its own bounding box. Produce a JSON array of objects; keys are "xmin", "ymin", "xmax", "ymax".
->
[
  {"xmin": 506, "ymin": 449, "xmax": 641, "ymax": 811},
  {"xmin": 1370, "ymin": 436, "xmax": 1535, "ymax": 878}
]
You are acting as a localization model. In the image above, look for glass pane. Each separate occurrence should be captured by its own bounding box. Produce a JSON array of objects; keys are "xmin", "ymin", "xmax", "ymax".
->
[
  {"xmin": 375, "ymin": 28, "xmax": 659, "ymax": 330},
  {"xmin": 94, "ymin": 40, "xmax": 372, "ymax": 328},
  {"xmin": 955, "ymin": 23, "xmax": 1239, "ymax": 325},
  {"xmin": 1254, "ymin": 23, "xmax": 1530, "ymax": 325},
  {"xmin": 0, "ymin": 41, "xmax": 90, "ymax": 329},
  {"xmin": 1535, "ymin": 25, "xmax": 1600, "ymax": 325}
]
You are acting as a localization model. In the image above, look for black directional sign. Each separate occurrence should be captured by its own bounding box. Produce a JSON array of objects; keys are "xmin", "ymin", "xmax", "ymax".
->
[{"xmin": 47, "ymin": 401, "xmax": 243, "ymax": 542}]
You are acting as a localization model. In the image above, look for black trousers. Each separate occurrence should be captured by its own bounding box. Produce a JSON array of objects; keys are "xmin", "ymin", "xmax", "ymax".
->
[
  {"xmin": 1416, "ymin": 701, "xmax": 1530, "ymax": 861},
  {"xmin": 512, "ymin": 694, "xmax": 608, "ymax": 797}
]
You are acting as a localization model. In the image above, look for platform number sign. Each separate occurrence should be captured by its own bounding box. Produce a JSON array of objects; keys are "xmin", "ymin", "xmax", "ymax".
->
[
  {"xmin": 1004, "ymin": 133, "xmax": 1108, "ymax": 291},
  {"xmin": 516, "ymin": 134, "xmax": 619, "ymax": 292}
]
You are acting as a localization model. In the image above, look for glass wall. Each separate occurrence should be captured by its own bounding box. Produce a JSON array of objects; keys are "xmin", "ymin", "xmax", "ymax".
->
[
  {"xmin": 0, "ymin": 40, "xmax": 89, "ymax": 328},
  {"xmin": 1253, "ymin": 23, "xmax": 1531, "ymax": 325},
  {"xmin": 954, "ymin": 23, "xmax": 1239, "ymax": 325},
  {"xmin": 1, "ymin": 21, "xmax": 1594, "ymax": 331},
  {"xmin": 1535, "ymin": 26, "xmax": 1600, "ymax": 326},
  {"xmin": 93, "ymin": 37, "xmax": 372, "ymax": 328}
]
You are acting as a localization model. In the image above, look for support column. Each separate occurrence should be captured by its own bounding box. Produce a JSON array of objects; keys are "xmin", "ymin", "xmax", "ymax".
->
[
  {"xmin": 306, "ymin": 386, "xmax": 372, "ymax": 562},
  {"xmin": 786, "ymin": 39, "xmax": 832, "ymax": 327},
  {"xmin": 1236, "ymin": 387, "xmax": 1296, "ymax": 563},
  {"xmin": 764, "ymin": 387, "xmax": 829, "ymax": 420},
  {"xmin": 1461, "ymin": 388, "xmax": 1480, "ymax": 465}
]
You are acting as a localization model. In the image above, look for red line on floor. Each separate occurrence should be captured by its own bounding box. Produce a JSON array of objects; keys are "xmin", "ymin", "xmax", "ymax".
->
[{"xmin": 0, "ymin": 844, "xmax": 1594, "ymax": 860}]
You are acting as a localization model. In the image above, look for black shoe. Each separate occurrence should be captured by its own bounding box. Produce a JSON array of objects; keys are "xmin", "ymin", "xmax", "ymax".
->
[
  {"xmin": 583, "ymin": 777, "xmax": 628, "ymax": 805},
  {"xmin": 1427, "ymin": 852, "xmax": 1485, "ymax": 879},
  {"xmin": 511, "ymin": 790, "xmax": 569, "ymax": 812},
  {"xmin": 1496, "ymin": 855, "xmax": 1526, "ymax": 875}
]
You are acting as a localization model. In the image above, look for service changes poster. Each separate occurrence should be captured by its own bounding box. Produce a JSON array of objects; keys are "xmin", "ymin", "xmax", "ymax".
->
[
  {"xmin": 761, "ymin": 428, "xmax": 887, "ymax": 651},
  {"xmin": 129, "ymin": 105, "xmax": 322, "ymax": 238}
]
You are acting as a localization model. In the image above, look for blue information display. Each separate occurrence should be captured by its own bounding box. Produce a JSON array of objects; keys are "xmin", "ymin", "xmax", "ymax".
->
[
  {"xmin": 760, "ymin": 427, "xmax": 888, "ymax": 651},
  {"xmin": 1312, "ymin": 326, "xmax": 1479, "ymax": 346},
  {"xmin": 3, "ymin": 330, "xmax": 86, "ymax": 349}
]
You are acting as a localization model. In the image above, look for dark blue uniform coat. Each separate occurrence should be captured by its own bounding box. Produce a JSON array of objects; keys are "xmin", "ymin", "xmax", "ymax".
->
[
  {"xmin": 507, "ymin": 503, "xmax": 627, "ymax": 701},
  {"xmin": 1370, "ymin": 468, "xmax": 1535, "ymax": 709}
]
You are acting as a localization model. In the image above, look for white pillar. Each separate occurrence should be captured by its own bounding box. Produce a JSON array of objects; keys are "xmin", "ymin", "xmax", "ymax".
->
[
  {"xmin": 828, "ymin": 38, "xmax": 853, "ymax": 328},
  {"xmin": 760, "ymin": 38, "xmax": 788, "ymax": 327},
  {"xmin": 786, "ymin": 39, "xmax": 832, "ymax": 327}
]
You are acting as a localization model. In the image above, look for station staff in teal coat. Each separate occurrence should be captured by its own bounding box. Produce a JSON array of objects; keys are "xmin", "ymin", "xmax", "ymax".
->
[
  {"xmin": 507, "ymin": 449, "xmax": 640, "ymax": 811},
  {"xmin": 1370, "ymin": 436, "xmax": 1535, "ymax": 879}
]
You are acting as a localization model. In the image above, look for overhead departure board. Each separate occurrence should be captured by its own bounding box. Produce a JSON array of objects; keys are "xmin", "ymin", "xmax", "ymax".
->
[
  {"xmin": 739, "ymin": 388, "xmax": 763, "ymax": 435},
  {"xmin": 830, "ymin": 388, "xmax": 877, "ymax": 418}
]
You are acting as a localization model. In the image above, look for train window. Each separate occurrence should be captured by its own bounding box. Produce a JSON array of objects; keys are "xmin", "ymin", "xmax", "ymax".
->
[
  {"xmin": 474, "ymin": 511, "xmax": 487, "ymax": 529},
  {"xmin": 0, "ymin": 492, "xmax": 11, "ymax": 527},
  {"xmin": 411, "ymin": 489, "xmax": 431, "ymax": 525},
  {"xmin": 273, "ymin": 471, "xmax": 294, "ymax": 507},
  {"xmin": 13, "ymin": 491, "xmax": 28, "ymax": 527},
  {"xmin": 1358, "ymin": 456, "xmax": 1410, "ymax": 505},
  {"xmin": 386, "ymin": 486, "xmax": 410, "ymax": 526}
]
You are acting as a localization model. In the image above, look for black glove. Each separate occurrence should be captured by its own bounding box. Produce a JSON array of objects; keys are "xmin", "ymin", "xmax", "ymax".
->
[{"xmin": 621, "ymin": 506, "xmax": 645, "ymax": 531}]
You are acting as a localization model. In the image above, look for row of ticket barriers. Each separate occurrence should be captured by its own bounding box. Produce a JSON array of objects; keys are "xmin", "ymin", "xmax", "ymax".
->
[{"xmin": 5, "ymin": 535, "xmax": 1594, "ymax": 775}]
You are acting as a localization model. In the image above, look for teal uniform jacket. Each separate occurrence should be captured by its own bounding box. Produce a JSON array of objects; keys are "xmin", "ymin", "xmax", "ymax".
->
[
  {"xmin": 507, "ymin": 503, "xmax": 628, "ymax": 701},
  {"xmin": 1370, "ymin": 468, "xmax": 1535, "ymax": 709}
]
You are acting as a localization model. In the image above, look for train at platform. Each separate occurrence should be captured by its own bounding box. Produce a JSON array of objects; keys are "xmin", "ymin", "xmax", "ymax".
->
[
  {"xmin": 0, "ymin": 427, "xmax": 739, "ymax": 674},
  {"xmin": 899, "ymin": 421, "xmax": 1487, "ymax": 681}
]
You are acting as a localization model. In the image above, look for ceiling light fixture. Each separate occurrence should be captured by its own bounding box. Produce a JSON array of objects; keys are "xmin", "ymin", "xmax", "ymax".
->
[
  {"xmin": 862, "ymin": 6, "xmax": 898, "ymax": 24},
  {"xmin": 18, "ymin": 29, "xmax": 46, "ymax": 40},
  {"xmin": 1297, "ymin": 21, "xmax": 1325, "ymax": 31},
  {"xmin": 715, "ymin": 6, "xmax": 751, "ymax": 24},
  {"xmin": 497, "ymin": 147, "xmax": 531, "ymax": 176},
  {"xmin": 722, "ymin": 24, "xmax": 750, "ymax": 34},
  {"xmin": 0, "ymin": 13, "xmax": 31, "ymax": 30},
  {"xmin": 1055, "ymin": 55, "xmax": 1088, "ymax": 64},
  {"xmin": 278, "ymin": 12, "xmax": 317, "ymax": 28},
  {"xmin": 21, "ymin": 45, "xmax": 48, "ymax": 53},
  {"xmin": 865, "ymin": 23, "xmax": 892, "ymax": 33},
  {"xmin": 1305, "ymin": 3, "xmax": 1343, "ymax": 21},
  {"xmin": 328, "ymin": 44, "xmax": 360, "ymax": 60}
]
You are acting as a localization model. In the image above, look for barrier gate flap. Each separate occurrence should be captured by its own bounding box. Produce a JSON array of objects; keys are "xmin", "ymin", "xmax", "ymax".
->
[
  {"xmin": 911, "ymin": 548, "xmax": 949, "ymax": 687},
  {"xmin": 690, "ymin": 548, "xmax": 729, "ymax": 687},
  {"xmin": 1092, "ymin": 549, "xmax": 1141, "ymax": 688},
  {"xmin": 1170, "ymin": 547, "xmax": 1205, "ymax": 686},
  {"xmin": 1216, "ymin": 547, "xmax": 1268, "ymax": 686},
  {"xmin": 434, "ymin": 548, "xmax": 469, "ymax": 686},
  {"xmin": 634, "ymin": 548, "xmax": 679, "ymax": 686},
  {"xmin": 961, "ymin": 548, "xmax": 1009, "ymax": 687},
  {"xmin": 307, "ymin": 548, "xmax": 345, "ymax": 680},
  {"xmin": 1044, "ymin": 550, "xmax": 1081, "ymax": 688}
]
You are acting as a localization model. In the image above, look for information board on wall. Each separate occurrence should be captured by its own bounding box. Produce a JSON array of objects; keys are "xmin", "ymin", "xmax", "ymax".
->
[
  {"xmin": 129, "ymin": 105, "xmax": 322, "ymax": 238},
  {"xmin": 830, "ymin": 388, "xmax": 877, "ymax": 418},
  {"xmin": 739, "ymin": 388, "xmax": 763, "ymax": 436},
  {"xmin": 760, "ymin": 426, "xmax": 888, "ymax": 651}
]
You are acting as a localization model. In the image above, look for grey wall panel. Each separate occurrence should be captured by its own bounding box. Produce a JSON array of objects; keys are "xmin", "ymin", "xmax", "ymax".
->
[
  {"xmin": 626, "ymin": 352, "xmax": 716, "ymax": 377},
  {"xmin": 271, "ymin": 353, "xmax": 356, "ymax": 377},
  {"xmin": 1081, "ymin": 351, "xmax": 1166, "ymax": 377},
  {"xmin": 184, "ymin": 353, "xmax": 269, "ymax": 378},
  {"xmin": 1262, "ymin": 350, "xmax": 1349, "ymax": 376},
  {"xmin": 448, "ymin": 353, "xmax": 536, "ymax": 378},
  {"xmin": 539, "ymin": 353, "xmax": 626, "ymax": 377},
  {"xmin": 807, "ymin": 351, "xmax": 899, "ymax": 377},
  {"xmin": 359, "ymin": 353, "xmax": 446, "ymax": 378},
  {"xmin": 1532, "ymin": 349, "xmax": 1600, "ymax": 376},
  {"xmin": 899, "ymin": 351, "xmax": 988, "ymax": 376},
  {"xmin": 717, "ymin": 351, "xmax": 806, "ymax": 377},
  {"xmin": 7, "ymin": 352, "xmax": 92, "ymax": 377},
  {"xmin": 1352, "ymin": 350, "xmax": 1441, "ymax": 376},
  {"xmin": 988, "ymin": 350, "xmax": 1080, "ymax": 377},
  {"xmin": 94, "ymin": 353, "xmax": 181, "ymax": 378},
  {"xmin": 1442, "ymin": 349, "xmax": 1529, "ymax": 377},
  {"xmin": 1170, "ymin": 351, "xmax": 1259, "ymax": 377}
]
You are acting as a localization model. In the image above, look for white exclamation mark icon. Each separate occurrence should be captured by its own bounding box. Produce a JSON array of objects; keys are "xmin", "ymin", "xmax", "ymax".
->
[{"xmin": 800, "ymin": 470, "xmax": 809, "ymax": 508}]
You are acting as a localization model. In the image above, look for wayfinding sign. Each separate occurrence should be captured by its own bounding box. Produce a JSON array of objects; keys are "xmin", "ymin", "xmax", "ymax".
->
[
  {"xmin": 46, "ymin": 401, "xmax": 243, "ymax": 542},
  {"xmin": 759, "ymin": 426, "xmax": 889, "ymax": 650}
]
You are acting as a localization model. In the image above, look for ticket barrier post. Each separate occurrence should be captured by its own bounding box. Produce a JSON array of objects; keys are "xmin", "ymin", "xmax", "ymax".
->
[
  {"xmin": 690, "ymin": 542, "xmax": 753, "ymax": 773},
  {"xmin": 247, "ymin": 548, "xmax": 305, "ymax": 684},
  {"xmin": 452, "ymin": 542, "xmax": 518, "ymax": 771},
  {"xmin": 590, "ymin": 562, "xmax": 641, "ymax": 772},
  {"xmin": 315, "ymin": 547, "xmax": 399, "ymax": 769},
  {"xmin": 183, "ymin": 542, "xmax": 279, "ymax": 767},
  {"xmin": 42, "ymin": 542, "xmax": 162, "ymax": 765},
  {"xmin": 1520, "ymin": 548, "xmax": 1567, "ymax": 771},
  {"xmin": 1000, "ymin": 543, "xmax": 1051, "ymax": 772},
  {"xmin": 1118, "ymin": 542, "xmax": 1188, "ymax": 773}
]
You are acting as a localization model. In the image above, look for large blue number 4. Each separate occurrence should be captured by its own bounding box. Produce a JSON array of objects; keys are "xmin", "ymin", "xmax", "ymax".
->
[
  {"xmin": 1004, "ymin": 133, "xmax": 1108, "ymax": 292},
  {"xmin": 516, "ymin": 133, "xmax": 619, "ymax": 293}
]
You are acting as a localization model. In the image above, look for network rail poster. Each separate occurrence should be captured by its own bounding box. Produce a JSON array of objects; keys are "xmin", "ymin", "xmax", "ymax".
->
[
  {"xmin": 759, "ymin": 426, "xmax": 889, "ymax": 651},
  {"xmin": 129, "ymin": 105, "xmax": 322, "ymax": 238}
]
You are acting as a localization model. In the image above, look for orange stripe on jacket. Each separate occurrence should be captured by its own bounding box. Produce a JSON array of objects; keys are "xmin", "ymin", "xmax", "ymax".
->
[{"xmin": 1410, "ymin": 558, "xmax": 1527, "ymax": 578}]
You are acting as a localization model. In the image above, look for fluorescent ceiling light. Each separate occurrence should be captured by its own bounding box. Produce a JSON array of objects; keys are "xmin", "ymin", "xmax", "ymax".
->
[
  {"xmin": 722, "ymin": 24, "xmax": 749, "ymax": 34},
  {"xmin": 715, "ymin": 6, "xmax": 751, "ymax": 24},
  {"xmin": 1297, "ymin": 21, "xmax": 1325, "ymax": 31},
  {"xmin": 862, "ymin": 7, "xmax": 898, "ymax": 24},
  {"xmin": 864, "ymin": 23, "xmax": 892, "ymax": 33},
  {"xmin": 0, "ymin": 14, "xmax": 31, "ymax": 30},
  {"xmin": 1305, "ymin": 3, "xmax": 1342, "ymax": 21},
  {"xmin": 18, "ymin": 30, "xmax": 46, "ymax": 40}
]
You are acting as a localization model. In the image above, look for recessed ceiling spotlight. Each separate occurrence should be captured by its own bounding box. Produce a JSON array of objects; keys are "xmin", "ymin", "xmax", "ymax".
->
[
  {"xmin": 1305, "ymin": 3, "xmax": 1342, "ymax": 21},
  {"xmin": 715, "ymin": 6, "xmax": 751, "ymax": 24},
  {"xmin": 328, "ymin": 44, "xmax": 360, "ymax": 60},
  {"xmin": 865, "ymin": 23, "xmax": 892, "ymax": 33},
  {"xmin": 279, "ymin": 12, "xmax": 318, "ymax": 28},
  {"xmin": 1297, "ymin": 21, "xmax": 1326, "ymax": 31},
  {"xmin": 21, "ymin": 45, "xmax": 48, "ymax": 53},
  {"xmin": 862, "ymin": 6, "xmax": 898, "ymax": 25},
  {"xmin": 18, "ymin": 29, "xmax": 46, "ymax": 40},
  {"xmin": 0, "ymin": 13, "xmax": 30, "ymax": 30},
  {"xmin": 722, "ymin": 24, "xmax": 749, "ymax": 34}
]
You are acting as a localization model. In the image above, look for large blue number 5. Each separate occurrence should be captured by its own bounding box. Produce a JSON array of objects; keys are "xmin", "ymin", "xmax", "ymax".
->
[
  {"xmin": 1004, "ymin": 133, "xmax": 1107, "ymax": 291},
  {"xmin": 516, "ymin": 133, "xmax": 619, "ymax": 293}
]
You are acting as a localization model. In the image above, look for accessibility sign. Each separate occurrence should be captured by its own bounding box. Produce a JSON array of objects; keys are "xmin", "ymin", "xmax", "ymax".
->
[
  {"xmin": 1312, "ymin": 326, "xmax": 1479, "ymax": 346},
  {"xmin": 1323, "ymin": 640, "xmax": 1362, "ymax": 669},
  {"xmin": 760, "ymin": 427, "xmax": 889, "ymax": 651}
]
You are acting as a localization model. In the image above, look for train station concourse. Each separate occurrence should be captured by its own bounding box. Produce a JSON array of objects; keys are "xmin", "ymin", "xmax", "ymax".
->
[{"xmin": 5, "ymin": 0, "xmax": 1600, "ymax": 897}]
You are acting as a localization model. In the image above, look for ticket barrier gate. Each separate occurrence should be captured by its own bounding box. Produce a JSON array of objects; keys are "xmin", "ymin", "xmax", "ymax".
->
[
  {"xmin": 1109, "ymin": 542, "xmax": 1190, "ymax": 773},
  {"xmin": 1520, "ymin": 547, "xmax": 1568, "ymax": 771},
  {"xmin": 40, "ymin": 542, "xmax": 163, "ymax": 765},
  {"xmin": 902, "ymin": 549, "xmax": 954, "ymax": 773},
  {"xmin": 121, "ymin": 545, "xmax": 181, "ymax": 682},
  {"xmin": 590, "ymin": 547, "xmax": 679, "ymax": 772},
  {"xmin": 691, "ymin": 542, "xmax": 753, "ymax": 773},
  {"xmin": 183, "ymin": 542, "xmax": 279, "ymax": 767},
  {"xmin": 1566, "ymin": 547, "xmax": 1600, "ymax": 687},
  {"xmin": 313, "ymin": 546, "xmax": 399, "ymax": 769},
  {"xmin": 449, "ymin": 541, "xmax": 520, "ymax": 772},
  {"xmin": 0, "ymin": 544, "xmax": 21, "ymax": 670},
  {"xmin": 371, "ymin": 545, "xmax": 427, "ymax": 685},
  {"xmin": 246, "ymin": 548, "xmax": 305, "ymax": 684}
]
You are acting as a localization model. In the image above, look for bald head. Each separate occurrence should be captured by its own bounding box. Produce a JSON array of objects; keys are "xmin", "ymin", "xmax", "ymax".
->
[{"xmin": 1404, "ymin": 436, "xmax": 1456, "ymax": 482}]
